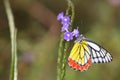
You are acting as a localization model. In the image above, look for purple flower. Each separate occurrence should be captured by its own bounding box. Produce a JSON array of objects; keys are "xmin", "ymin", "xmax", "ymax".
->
[
  {"xmin": 72, "ymin": 28, "xmax": 80, "ymax": 38},
  {"xmin": 57, "ymin": 12, "xmax": 80, "ymax": 41},
  {"xmin": 64, "ymin": 32, "xmax": 73, "ymax": 41},
  {"xmin": 61, "ymin": 16, "xmax": 70, "ymax": 25},
  {"xmin": 57, "ymin": 12, "xmax": 70, "ymax": 32},
  {"xmin": 61, "ymin": 16, "xmax": 70, "ymax": 32},
  {"xmin": 57, "ymin": 12, "xmax": 64, "ymax": 20},
  {"xmin": 61, "ymin": 23, "xmax": 69, "ymax": 32}
]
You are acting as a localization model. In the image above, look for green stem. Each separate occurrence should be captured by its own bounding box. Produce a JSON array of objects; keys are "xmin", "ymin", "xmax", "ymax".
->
[
  {"xmin": 4, "ymin": 0, "xmax": 18, "ymax": 80},
  {"xmin": 66, "ymin": 0, "xmax": 75, "ymax": 31},
  {"xmin": 61, "ymin": 42, "xmax": 69, "ymax": 80},
  {"xmin": 66, "ymin": 2, "xmax": 70, "ymax": 15},
  {"xmin": 57, "ymin": 33, "xmax": 64, "ymax": 80},
  {"xmin": 61, "ymin": 1, "xmax": 75, "ymax": 80}
]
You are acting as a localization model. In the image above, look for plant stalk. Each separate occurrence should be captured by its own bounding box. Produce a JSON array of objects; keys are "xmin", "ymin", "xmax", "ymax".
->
[{"xmin": 4, "ymin": 0, "xmax": 18, "ymax": 80}]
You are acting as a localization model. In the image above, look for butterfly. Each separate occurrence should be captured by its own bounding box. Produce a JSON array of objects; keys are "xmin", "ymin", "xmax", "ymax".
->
[{"xmin": 68, "ymin": 34, "xmax": 112, "ymax": 72}]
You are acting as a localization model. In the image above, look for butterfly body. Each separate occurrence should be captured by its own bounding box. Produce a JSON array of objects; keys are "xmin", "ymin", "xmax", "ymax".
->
[{"xmin": 68, "ymin": 34, "xmax": 112, "ymax": 72}]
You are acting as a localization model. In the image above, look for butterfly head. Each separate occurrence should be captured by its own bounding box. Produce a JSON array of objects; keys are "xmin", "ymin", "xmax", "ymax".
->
[{"xmin": 75, "ymin": 34, "xmax": 85, "ymax": 43}]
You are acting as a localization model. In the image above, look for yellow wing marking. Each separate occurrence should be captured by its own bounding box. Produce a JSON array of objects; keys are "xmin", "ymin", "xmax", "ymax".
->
[
  {"xmin": 70, "ymin": 44, "xmax": 80, "ymax": 61},
  {"xmin": 82, "ymin": 41, "xmax": 90, "ymax": 54},
  {"xmin": 69, "ymin": 40, "xmax": 90, "ymax": 65},
  {"xmin": 80, "ymin": 44, "xmax": 84, "ymax": 58},
  {"xmin": 79, "ymin": 45, "xmax": 84, "ymax": 65},
  {"xmin": 69, "ymin": 42, "xmax": 79, "ymax": 58}
]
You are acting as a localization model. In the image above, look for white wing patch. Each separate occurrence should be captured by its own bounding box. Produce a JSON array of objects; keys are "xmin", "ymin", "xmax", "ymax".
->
[
  {"xmin": 86, "ymin": 40, "xmax": 112, "ymax": 63},
  {"xmin": 87, "ymin": 41, "xmax": 100, "ymax": 51}
]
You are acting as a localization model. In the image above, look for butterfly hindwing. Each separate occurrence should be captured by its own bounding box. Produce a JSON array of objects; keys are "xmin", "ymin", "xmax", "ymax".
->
[
  {"xmin": 86, "ymin": 40, "xmax": 112, "ymax": 63},
  {"xmin": 68, "ymin": 41, "xmax": 92, "ymax": 71}
]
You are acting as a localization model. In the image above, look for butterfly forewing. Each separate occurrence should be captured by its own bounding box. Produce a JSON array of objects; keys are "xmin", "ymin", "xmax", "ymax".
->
[{"xmin": 86, "ymin": 40, "xmax": 112, "ymax": 63}]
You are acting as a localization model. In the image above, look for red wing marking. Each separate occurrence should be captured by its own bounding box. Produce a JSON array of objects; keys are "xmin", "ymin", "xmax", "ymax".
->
[{"xmin": 68, "ymin": 58, "xmax": 91, "ymax": 72}]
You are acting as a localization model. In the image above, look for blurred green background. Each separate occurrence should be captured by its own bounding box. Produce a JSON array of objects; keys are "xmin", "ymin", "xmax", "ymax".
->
[{"xmin": 0, "ymin": 0, "xmax": 120, "ymax": 80}]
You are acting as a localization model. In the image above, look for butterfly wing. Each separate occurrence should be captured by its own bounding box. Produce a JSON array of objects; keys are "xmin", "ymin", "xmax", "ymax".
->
[
  {"xmin": 86, "ymin": 40, "xmax": 112, "ymax": 63},
  {"xmin": 68, "ymin": 41, "xmax": 92, "ymax": 72},
  {"xmin": 68, "ymin": 34, "xmax": 112, "ymax": 72}
]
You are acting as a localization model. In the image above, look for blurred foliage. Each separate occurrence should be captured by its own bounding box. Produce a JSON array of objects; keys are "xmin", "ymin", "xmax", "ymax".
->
[{"xmin": 0, "ymin": 0, "xmax": 120, "ymax": 80}]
